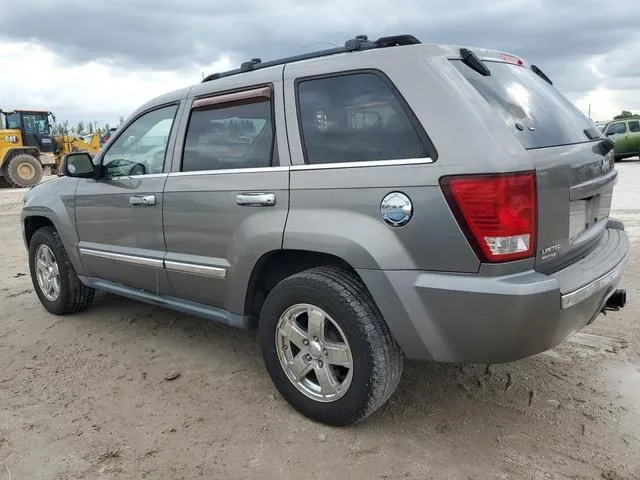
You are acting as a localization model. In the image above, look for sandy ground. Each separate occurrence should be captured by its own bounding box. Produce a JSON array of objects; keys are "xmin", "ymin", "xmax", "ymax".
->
[{"xmin": 1, "ymin": 162, "xmax": 640, "ymax": 480}]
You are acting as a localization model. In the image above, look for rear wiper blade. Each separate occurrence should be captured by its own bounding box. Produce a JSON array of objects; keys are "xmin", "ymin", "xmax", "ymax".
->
[
  {"xmin": 531, "ymin": 65, "xmax": 553, "ymax": 85},
  {"xmin": 460, "ymin": 48, "xmax": 490, "ymax": 76}
]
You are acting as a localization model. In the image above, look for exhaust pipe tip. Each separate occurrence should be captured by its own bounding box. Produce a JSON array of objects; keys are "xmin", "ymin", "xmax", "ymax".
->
[{"xmin": 605, "ymin": 289, "xmax": 627, "ymax": 311}]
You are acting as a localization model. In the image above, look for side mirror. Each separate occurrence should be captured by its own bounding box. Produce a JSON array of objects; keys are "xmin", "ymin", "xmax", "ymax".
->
[{"xmin": 61, "ymin": 152, "xmax": 95, "ymax": 178}]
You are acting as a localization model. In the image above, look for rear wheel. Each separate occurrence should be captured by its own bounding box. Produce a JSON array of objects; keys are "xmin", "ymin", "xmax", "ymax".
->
[
  {"xmin": 28, "ymin": 226, "xmax": 95, "ymax": 315},
  {"xmin": 5, "ymin": 153, "xmax": 43, "ymax": 188},
  {"xmin": 259, "ymin": 266, "xmax": 403, "ymax": 426}
]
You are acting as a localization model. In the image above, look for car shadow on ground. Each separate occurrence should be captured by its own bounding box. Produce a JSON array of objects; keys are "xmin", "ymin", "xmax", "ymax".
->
[{"xmin": 84, "ymin": 292, "xmax": 572, "ymax": 422}]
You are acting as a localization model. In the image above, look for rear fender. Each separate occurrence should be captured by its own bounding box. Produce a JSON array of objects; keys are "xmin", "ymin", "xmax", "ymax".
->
[
  {"xmin": 283, "ymin": 210, "xmax": 401, "ymax": 270},
  {"xmin": 1, "ymin": 147, "xmax": 39, "ymax": 168}
]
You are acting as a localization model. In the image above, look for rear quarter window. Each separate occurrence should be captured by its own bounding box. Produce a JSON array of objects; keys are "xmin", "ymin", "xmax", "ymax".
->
[
  {"xmin": 628, "ymin": 121, "xmax": 640, "ymax": 133},
  {"xmin": 296, "ymin": 72, "xmax": 432, "ymax": 164},
  {"xmin": 453, "ymin": 60, "xmax": 598, "ymax": 150}
]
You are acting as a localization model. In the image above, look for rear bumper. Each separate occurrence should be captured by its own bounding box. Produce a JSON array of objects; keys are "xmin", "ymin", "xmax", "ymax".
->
[{"xmin": 358, "ymin": 227, "xmax": 629, "ymax": 363}]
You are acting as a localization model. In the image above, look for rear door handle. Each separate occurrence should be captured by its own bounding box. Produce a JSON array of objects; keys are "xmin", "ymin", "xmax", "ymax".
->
[
  {"xmin": 236, "ymin": 192, "xmax": 276, "ymax": 206},
  {"xmin": 129, "ymin": 195, "xmax": 156, "ymax": 206}
]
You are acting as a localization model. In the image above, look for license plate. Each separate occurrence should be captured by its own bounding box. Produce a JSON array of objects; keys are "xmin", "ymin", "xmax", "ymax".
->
[
  {"xmin": 569, "ymin": 196, "xmax": 603, "ymax": 240},
  {"xmin": 569, "ymin": 200, "xmax": 588, "ymax": 239}
]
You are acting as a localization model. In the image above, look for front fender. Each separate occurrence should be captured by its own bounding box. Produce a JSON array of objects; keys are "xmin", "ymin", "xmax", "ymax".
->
[{"xmin": 21, "ymin": 177, "xmax": 83, "ymax": 274}]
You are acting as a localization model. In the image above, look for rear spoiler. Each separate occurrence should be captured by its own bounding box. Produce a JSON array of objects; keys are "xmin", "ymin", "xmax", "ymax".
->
[{"xmin": 457, "ymin": 48, "xmax": 554, "ymax": 85}]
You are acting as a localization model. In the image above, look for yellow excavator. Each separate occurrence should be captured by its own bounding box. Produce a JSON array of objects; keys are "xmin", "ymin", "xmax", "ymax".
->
[{"xmin": 0, "ymin": 109, "xmax": 101, "ymax": 188}]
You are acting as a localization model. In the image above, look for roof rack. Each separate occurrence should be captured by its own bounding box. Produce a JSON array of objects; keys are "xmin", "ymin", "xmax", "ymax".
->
[{"xmin": 202, "ymin": 34, "xmax": 421, "ymax": 83}]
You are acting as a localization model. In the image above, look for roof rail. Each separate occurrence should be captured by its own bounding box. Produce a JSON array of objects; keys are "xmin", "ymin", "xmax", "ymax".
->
[{"xmin": 202, "ymin": 34, "xmax": 421, "ymax": 83}]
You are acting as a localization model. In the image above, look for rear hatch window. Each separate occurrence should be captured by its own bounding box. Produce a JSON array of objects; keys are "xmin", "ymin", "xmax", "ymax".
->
[{"xmin": 452, "ymin": 60, "xmax": 599, "ymax": 150}]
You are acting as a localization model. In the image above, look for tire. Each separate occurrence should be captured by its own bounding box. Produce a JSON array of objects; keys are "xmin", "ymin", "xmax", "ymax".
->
[
  {"xmin": 0, "ymin": 177, "xmax": 10, "ymax": 188},
  {"xmin": 28, "ymin": 226, "xmax": 95, "ymax": 315},
  {"xmin": 5, "ymin": 153, "xmax": 43, "ymax": 188},
  {"xmin": 259, "ymin": 266, "xmax": 403, "ymax": 426}
]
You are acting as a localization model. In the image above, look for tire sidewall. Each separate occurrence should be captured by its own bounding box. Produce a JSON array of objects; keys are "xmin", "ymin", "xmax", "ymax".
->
[
  {"xmin": 259, "ymin": 276, "xmax": 377, "ymax": 425},
  {"xmin": 28, "ymin": 229, "xmax": 69, "ymax": 315},
  {"xmin": 8, "ymin": 154, "xmax": 43, "ymax": 188}
]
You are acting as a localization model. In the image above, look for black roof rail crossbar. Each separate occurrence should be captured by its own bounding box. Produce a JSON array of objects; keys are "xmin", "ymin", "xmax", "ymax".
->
[
  {"xmin": 202, "ymin": 34, "xmax": 421, "ymax": 83},
  {"xmin": 203, "ymin": 46, "xmax": 346, "ymax": 82}
]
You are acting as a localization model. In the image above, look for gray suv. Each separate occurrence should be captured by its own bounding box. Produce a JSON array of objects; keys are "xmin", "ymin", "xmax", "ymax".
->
[{"xmin": 21, "ymin": 35, "xmax": 629, "ymax": 426}]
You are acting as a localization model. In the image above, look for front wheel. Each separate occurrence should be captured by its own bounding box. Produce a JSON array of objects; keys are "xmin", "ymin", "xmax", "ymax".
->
[
  {"xmin": 259, "ymin": 266, "xmax": 403, "ymax": 426},
  {"xmin": 28, "ymin": 226, "xmax": 95, "ymax": 315}
]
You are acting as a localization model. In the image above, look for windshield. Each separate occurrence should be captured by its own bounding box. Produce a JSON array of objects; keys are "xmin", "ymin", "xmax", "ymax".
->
[
  {"xmin": 453, "ymin": 60, "xmax": 599, "ymax": 150},
  {"xmin": 21, "ymin": 113, "xmax": 51, "ymax": 135}
]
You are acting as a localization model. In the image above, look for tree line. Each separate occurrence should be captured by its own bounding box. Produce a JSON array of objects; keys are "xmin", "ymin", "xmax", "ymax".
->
[
  {"xmin": 217, "ymin": 118, "xmax": 257, "ymax": 134},
  {"xmin": 51, "ymin": 116, "xmax": 125, "ymax": 136},
  {"xmin": 613, "ymin": 110, "xmax": 640, "ymax": 120}
]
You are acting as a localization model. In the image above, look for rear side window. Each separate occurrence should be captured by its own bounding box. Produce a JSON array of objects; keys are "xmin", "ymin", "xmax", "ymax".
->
[
  {"xmin": 296, "ymin": 72, "xmax": 428, "ymax": 164},
  {"xmin": 606, "ymin": 122, "xmax": 627, "ymax": 135},
  {"xmin": 182, "ymin": 98, "xmax": 274, "ymax": 172},
  {"xmin": 628, "ymin": 121, "xmax": 640, "ymax": 133},
  {"xmin": 453, "ymin": 60, "xmax": 598, "ymax": 150}
]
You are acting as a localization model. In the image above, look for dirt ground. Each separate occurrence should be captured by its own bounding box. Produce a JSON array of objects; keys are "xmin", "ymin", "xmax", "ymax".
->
[{"xmin": 1, "ymin": 163, "xmax": 640, "ymax": 480}]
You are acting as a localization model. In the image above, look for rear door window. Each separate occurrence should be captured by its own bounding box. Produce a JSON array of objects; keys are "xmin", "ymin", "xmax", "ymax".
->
[
  {"xmin": 606, "ymin": 122, "xmax": 627, "ymax": 135},
  {"xmin": 628, "ymin": 121, "xmax": 640, "ymax": 133},
  {"xmin": 182, "ymin": 95, "xmax": 274, "ymax": 172},
  {"xmin": 453, "ymin": 60, "xmax": 599, "ymax": 150},
  {"xmin": 296, "ymin": 72, "xmax": 429, "ymax": 164}
]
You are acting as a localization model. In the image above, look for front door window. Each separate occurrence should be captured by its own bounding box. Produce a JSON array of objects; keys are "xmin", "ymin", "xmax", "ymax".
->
[{"xmin": 102, "ymin": 105, "xmax": 178, "ymax": 177}]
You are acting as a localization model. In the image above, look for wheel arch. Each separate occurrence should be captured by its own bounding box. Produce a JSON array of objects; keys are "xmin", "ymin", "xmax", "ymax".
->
[
  {"xmin": 243, "ymin": 249, "xmax": 363, "ymax": 319},
  {"xmin": 24, "ymin": 215, "xmax": 55, "ymax": 246},
  {"xmin": 3, "ymin": 147, "xmax": 41, "ymax": 164},
  {"xmin": 22, "ymin": 210, "xmax": 85, "ymax": 277}
]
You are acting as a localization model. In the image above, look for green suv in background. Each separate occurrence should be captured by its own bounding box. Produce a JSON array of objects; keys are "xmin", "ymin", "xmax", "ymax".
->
[{"xmin": 603, "ymin": 118, "xmax": 640, "ymax": 161}]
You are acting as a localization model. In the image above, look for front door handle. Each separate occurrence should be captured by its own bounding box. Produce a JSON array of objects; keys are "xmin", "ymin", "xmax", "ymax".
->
[
  {"xmin": 236, "ymin": 192, "xmax": 276, "ymax": 207},
  {"xmin": 129, "ymin": 195, "xmax": 156, "ymax": 206}
]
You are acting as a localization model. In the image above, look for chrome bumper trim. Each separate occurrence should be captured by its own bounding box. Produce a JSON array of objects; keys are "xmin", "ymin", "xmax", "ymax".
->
[{"xmin": 561, "ymin": 253, "xmax": 628, "ymax": 309}]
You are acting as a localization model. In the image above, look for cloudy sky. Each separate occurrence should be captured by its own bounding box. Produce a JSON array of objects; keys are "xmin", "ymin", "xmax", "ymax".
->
[{"xmin": 1, "ymin": 0, "xmax": 638, "ymax": 126}]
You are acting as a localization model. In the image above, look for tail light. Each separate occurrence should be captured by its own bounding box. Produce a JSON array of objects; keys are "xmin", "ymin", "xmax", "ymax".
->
[{"xmin": 440, "ymin": 172, "xmax": 537, "ymax": 262}]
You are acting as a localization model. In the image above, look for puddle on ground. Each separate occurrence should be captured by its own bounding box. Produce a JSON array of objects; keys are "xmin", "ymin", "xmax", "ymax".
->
[
  {"xmin": 566, "ymin": 332, "xmax": 621, "ymax": 350},
  {"xmin": 625, "ymin": 226, "xmax": 640, "ymax": 241},
  {"xmin": 604, "ymin": 363, "xmax": 640, "ymax": 432}
]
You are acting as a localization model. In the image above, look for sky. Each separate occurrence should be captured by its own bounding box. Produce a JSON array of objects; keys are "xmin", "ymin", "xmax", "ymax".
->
[{"xmin": 1, "ymin": 0, "xmax": 639, "ymax": 126}]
